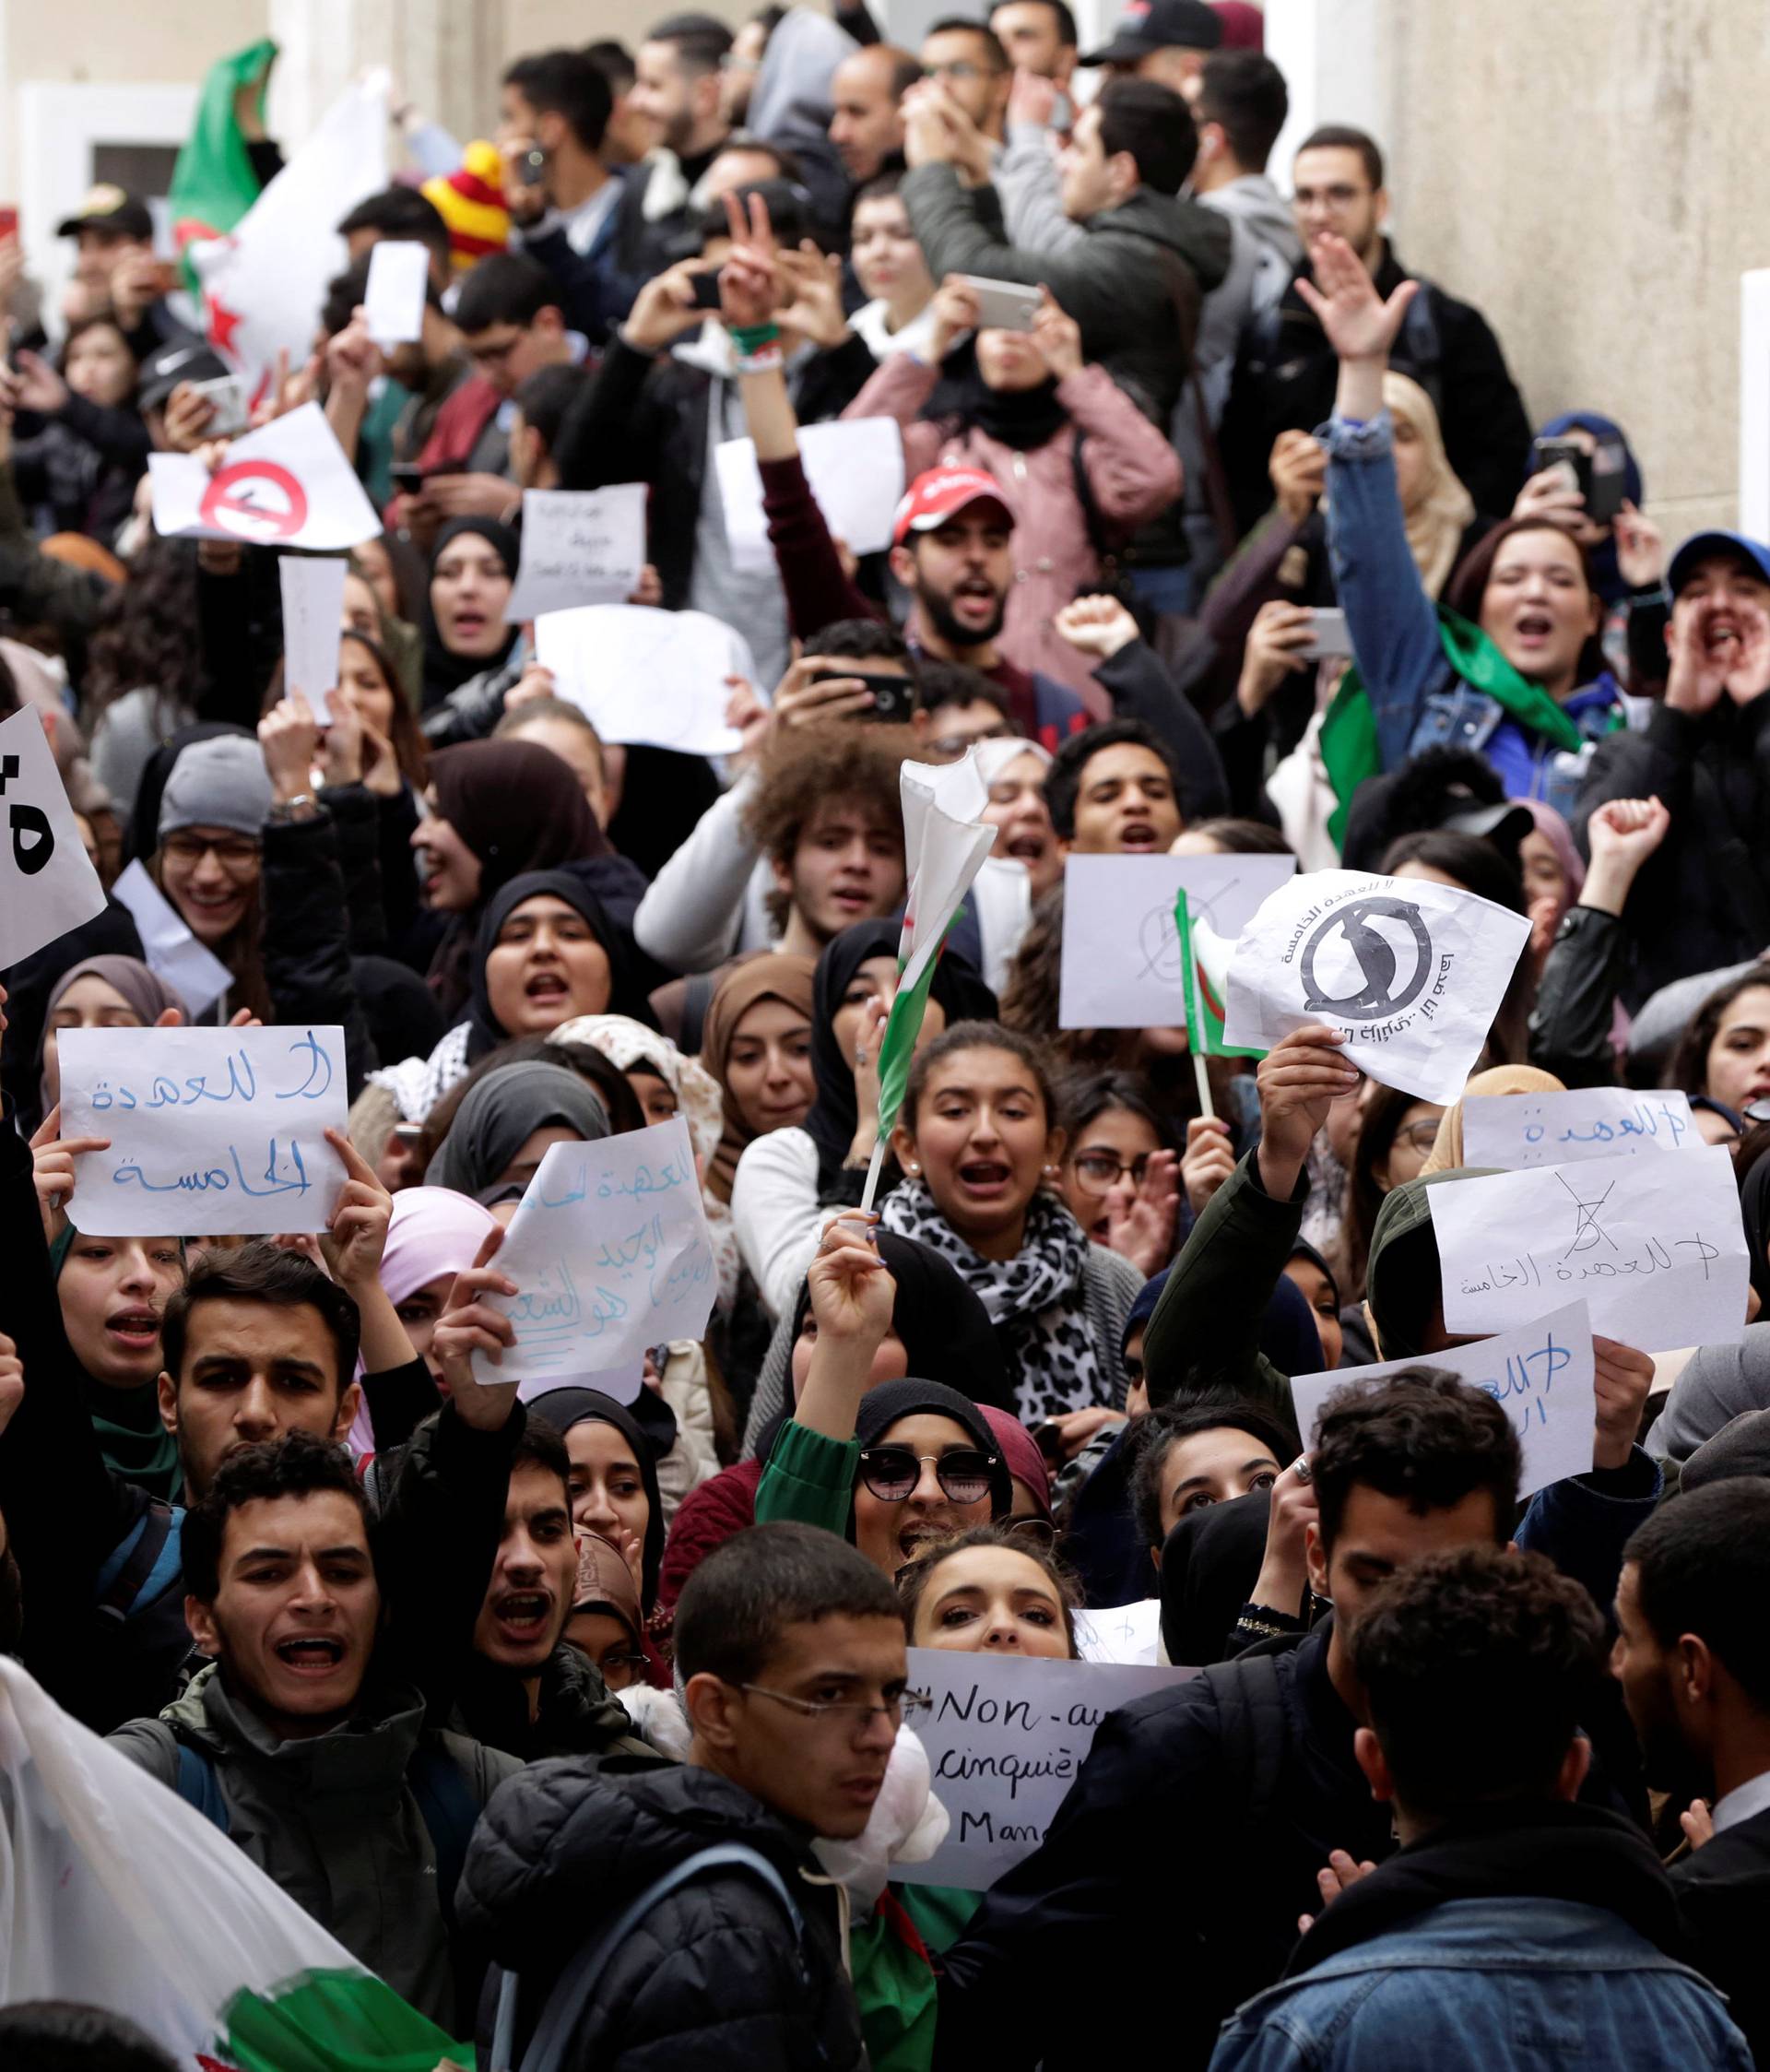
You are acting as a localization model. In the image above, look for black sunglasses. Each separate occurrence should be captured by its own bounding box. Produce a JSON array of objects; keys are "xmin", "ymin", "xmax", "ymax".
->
[{"xmin": 857, "ymin": 1446, "xmax": 997, "ymax": 1506}]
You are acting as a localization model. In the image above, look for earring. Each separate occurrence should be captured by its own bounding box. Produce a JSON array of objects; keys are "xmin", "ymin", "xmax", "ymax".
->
[
  {"xmin": 1042, "ymin": 1162, "xmax": 1059, "ymax": 1177},
  {"xmin": 906, "ymin": 1160, "xmax": 920, "ymax": 1175}
]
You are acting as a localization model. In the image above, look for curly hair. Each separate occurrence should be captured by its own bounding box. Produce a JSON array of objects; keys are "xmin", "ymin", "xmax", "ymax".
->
[
  {"xmin": 743, "ymin": 724, "xmax": 914, "ymax": 929},
  {"xmin": 1313, "ymin": 1369, "xmax": 1521, "ymax": 1553},
  {"xmin": 82, "ymin": 536, "xmax": 207, "ymax": 728},
  {"xmin": 182, "ymin": 1428, "xmax": 369, "ymax": 1602}
]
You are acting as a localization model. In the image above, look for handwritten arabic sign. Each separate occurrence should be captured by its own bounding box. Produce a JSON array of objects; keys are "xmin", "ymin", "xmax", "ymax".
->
[
  {"xmin": 1460, "ymin": 1087, "xmax": 1695, "ymax": 1170},
  {"xmin": 473, "ymin": 1117, "xmax": 719, "ymax": 1388},
  {"xmin": 1430, "ymin": 1145, "xmax": 1749, "ymax": 1354},
  {"xmin": 1291, "ymin": 1301, "xmax": 1597, "ymax": 1500},
  {"xmin": 0, "ymin": 704, "xmax": 107, "ymax": 969},
  {"xmin": 504, "ymin": 486, "xmax": 647, "ymax": 622},
  {"xmin": 58, "ymin": 1025, "xmax": 348, "ymax": 1236},
  {"xmin": 1222, "ymin": 870, "xmax": 1530, "ymax": 1104},
  {"xmin": 1057, "ymin": 852, "xmax": 1295, "ymax": 1030},
  {"xmin": 897, "ymin": 1647, "xmax": 1190, "ymax": 1890}
]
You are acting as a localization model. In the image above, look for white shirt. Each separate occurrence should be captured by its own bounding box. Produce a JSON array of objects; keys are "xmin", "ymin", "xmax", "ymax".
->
[
  {"xmin": 559, "ymin": 179, "xmax": 622, "ymax": 257},
  {"xmin": 1711, "ymin": 1767, "xmax": 1770, "ymax": 1834}
]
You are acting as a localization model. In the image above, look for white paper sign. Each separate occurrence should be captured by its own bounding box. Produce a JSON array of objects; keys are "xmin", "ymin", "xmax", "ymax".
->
[
  {"xmin": 472, "ymin": 1118, "xmax": 719, "ymax": 1385},
  {"xmin": 1058, "ymin": 852, "xmax": 1296, "ymax": 1030},
  {"xmin": 1289, "ymin": 1301, "xmax": 1598, "ymax": 1499},
  {"xmin": 1222, "ymin": 869, "xmax": 1531, "ymax": 1104},
  {"xmin": 715, "ymin": 416, "xmax": 904, "ymax": 572},
  {"xmin": 58, "ymin": 1024, "xmax": 348, "ymax": 1236},
  {"xmin": 1461, "ymin": 1087, "xmax": 1697, "ymax": 1170},
  {"xmin": 897, "ymin": 1647, "xmax": 1191, "ymax": 1889},
  {"xmin": 148, "ymin": 403, "xmax": 382, "ymax": 551},
  {"xmin": 1429, "ymin": 1145, "xmax": 1749, "ymax": 1354},
  {"xmin": 504, "ymin": 486, "xmax": 647, "ymax": 622},
  {"xmin": 535, "ymin": 605, "xmax": 752, "ymax": 756},
  {"xmin": 109, "ymin": 860, "xmax": 233, "ymax": 1021},
  {"xmin": 277, "ymin": 555, "xmax": 348, "ymax": 721},
  {"xmin": 362, "ymin": 238, "xmax": 429, "ymax": 344},
  {"xmin": 0, "ymin": 704, "xmax": 107, "ymax": 970},
  {"xmin": 1073, "ymin": 1597, "xmax": 1163, "ymax": 1665}
]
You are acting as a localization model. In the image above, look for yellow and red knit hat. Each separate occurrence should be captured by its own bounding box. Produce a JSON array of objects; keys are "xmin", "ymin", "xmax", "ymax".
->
[{"xmin": 422, "ymin": 141, "xmax": 512, "ymax": 274}]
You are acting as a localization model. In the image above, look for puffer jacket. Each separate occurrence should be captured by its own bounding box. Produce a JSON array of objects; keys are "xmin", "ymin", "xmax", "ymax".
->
[
  {"xmin": 457, "ymin": 1755, "xmax": 867, "ymax": 2071},
  {"xmin": 110, "ymin": 1663, "xmax": 520, "ymax": 2029},
  {"xmin": 843, "ymin": 352, "xmax": 1182, "ymax": 702}
]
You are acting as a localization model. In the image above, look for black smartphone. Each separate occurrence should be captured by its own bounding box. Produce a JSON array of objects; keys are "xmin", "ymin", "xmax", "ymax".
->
[
  {"xmin": 690, "ymin": 271, "xmax": 724, "ymax": 311},
  {"xmin": 810, "ymin": 668, "xmax": 915, "ymax": 725},
  {"xmin": 389, "ymin": 462, "xmax": 425, "ymax": 495},
  {"xmin": 515, "ymin": 147, "xmax": 547, "ymax": 187}
]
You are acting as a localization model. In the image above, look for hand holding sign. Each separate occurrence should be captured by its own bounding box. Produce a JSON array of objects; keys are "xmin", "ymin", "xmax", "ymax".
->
[
  {"xmin": 503, "ymin": 487, "xmax": 648, "ymax": 622},
  {"xmin": 0, "ymin": 704, "xmax": 107, "ymax": 970},
  {"xmin": 148, "ymin": 404, "xmax": 381, "ymax": 552}
]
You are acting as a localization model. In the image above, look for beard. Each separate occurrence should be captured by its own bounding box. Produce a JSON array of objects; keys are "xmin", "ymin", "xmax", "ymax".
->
[{"xmin": 915, "ymin": 577, "xmax": 1006, "ymax": 650}]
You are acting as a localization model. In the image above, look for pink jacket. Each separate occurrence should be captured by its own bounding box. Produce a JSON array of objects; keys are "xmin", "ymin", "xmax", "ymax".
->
[{"xmin": 844, "ymin": 354, "xmax": 1182, "ymax": 708}]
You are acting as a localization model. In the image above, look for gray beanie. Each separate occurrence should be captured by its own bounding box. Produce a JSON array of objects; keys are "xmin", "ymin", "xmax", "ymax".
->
[{"xmin": 157, "ymin": 734, "xmax": 275, "ymax": 843}]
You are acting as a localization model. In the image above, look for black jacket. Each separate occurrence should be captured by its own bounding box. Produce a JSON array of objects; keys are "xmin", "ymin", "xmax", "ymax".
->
[
  {"xmin": 553, "ymin": 330, "xmax": 877, "ymax": 608},
  {"xmin": 1219, "ymin": 242, "xmax": 1531, "ymax": 533},
  {"xmin": 1573, "ymin": 692, "xmax": 1770, "ymax": 1008},
  {"xmin": 457, "ymin": 1758, "xmax": 867, "ymax": 2072},
  {"xmin": 1672, "ymin": 1801, "xmax": 1770, "ymax": 2067}
]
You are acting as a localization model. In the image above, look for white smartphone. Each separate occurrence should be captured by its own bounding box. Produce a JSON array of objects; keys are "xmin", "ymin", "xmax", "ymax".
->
[
  {"xmin": 1301, "ymin": 606, "xmax": 1353, "ymax": 660},
  {"xmin": 956, "ymin": 275, "xmax": 1042, "ymax": 332},
  {"xmin": 188, "ymin": 373, "xmax": 250, "ymax": 436}
]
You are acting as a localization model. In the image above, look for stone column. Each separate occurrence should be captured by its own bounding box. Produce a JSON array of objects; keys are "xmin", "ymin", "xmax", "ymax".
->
[{"xmin": 266, "ymin": 0, "xmax": 506, "ymax": 155}]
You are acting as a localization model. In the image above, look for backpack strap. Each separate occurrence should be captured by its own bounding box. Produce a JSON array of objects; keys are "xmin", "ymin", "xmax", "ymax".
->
[
  {"xmin": 1202, "ymin": 1649, "xmax": 1292, "ymax": 1830},
  {"xmin": 492, "ymin": 1841, "xmax": 807, "ymax": 2072},
  {"xmin": 94, "ymin": 1500, "xmax": 183, "ymax": 1623},
  {"xmin": 407, "ymin": 1739, "xmax": 484, "ymax": 1928},
  {"xmin": 171, "ymin": 1735, "xmax": 230, "ymax": 1834}
]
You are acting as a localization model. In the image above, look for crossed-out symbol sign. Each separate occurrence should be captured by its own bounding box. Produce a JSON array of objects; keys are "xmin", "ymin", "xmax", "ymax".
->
[
  {"xmin": 199, "ymin": 458, "xmax": 309, "ymax": 543},
  {"xmin": 0, "ymin": 750, "xmax": 54, "ymax": 875}
]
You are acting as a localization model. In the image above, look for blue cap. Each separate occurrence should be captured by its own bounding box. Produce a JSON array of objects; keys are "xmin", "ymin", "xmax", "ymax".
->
[{"xmin": 1667, "ymin": 528, "xmax": 1770, "ymax": 597}]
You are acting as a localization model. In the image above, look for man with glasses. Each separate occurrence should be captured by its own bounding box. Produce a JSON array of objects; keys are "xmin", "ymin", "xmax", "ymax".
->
[
  {"xmin": 918, "ymin": 18, "xmax": 1015, "ymax": 157},
  {"xmin": 1221, "ymin": 122, "xmax": 1530, "ymax": 528},
  {"xmin": 458, "ymin": 1521, "xmax": 904, "ymax": 2068}
]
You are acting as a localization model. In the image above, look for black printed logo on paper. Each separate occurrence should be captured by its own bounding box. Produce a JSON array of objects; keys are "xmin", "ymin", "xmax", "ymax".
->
[{"xmin": 1300, "ymin": 897, "xmax": 1434, "ymax": 1022}]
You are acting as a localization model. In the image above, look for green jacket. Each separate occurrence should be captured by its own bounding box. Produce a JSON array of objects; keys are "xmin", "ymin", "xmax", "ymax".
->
[
  {"xmin": 110, "ymin": 1662, "xmax": 522, "ymax": 2028},
  {"xmin": 754, "ymin": 1418, "xmax": 858, "ymax": 1536},
  {"xmin": 1141, "ymin": 1151, "xmax": 1306, "ymax": 1441}
]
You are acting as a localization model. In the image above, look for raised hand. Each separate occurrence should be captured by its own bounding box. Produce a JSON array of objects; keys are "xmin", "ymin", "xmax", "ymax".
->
[
  {"xmin": 1055, "ymin": 594, "xmax": 1139, "ymax": 660},
  {"xmin": 1238, "ymin": 598, "xmax": 1316, "ymax": 716},
  {"xmin": 1104, "ymin": 1148, "xmax": 1179, "ymax": 1279},
  {"xmin": 29, "ymin": 1104, "xmax": 111, "ymax": 1242},
  {"xmin": 1268, "ymin": 429, "xmax": 1328, "ymax": 525},
  {"xmin": 1180, "ymin": 1114, "xmax": 1237, "ymax": 1214},
  {"xmin": 1587, "ymin": 795, "xmax": 1670, "ymax": 872},
  {"xmin": 319, "ymin": 1129, "xmax": 395, "ymax": 1294},
  {"xmin": 431, "ymin": 1226, "xmax": 522, "ymax": 1429},
  {"xmin": 807, "ymin": 1213, "xmax": 895, "ymax": 1345},
  {"xmin": 1591, "ymin": 1335, "xmax": 1653, "ymax": 1470},
  {"xmin": 926, "ymin": 274, "xmax": 983, "ymax": 361},
  {"xmin": 258, "ymin": 691, "xmax": 322, "ymax": 804},
  {"xmin": 1031, "ymin": 289, "xmax": 1083, "ymax": 382},
  {"xmin": 1256, "ymin": 1025, "xmax": 1360, "ymax": 1201},
  {"xmin": 1294, "ymin": 232, "xmax": 1419, "ymax": 364},
  {"xmin": 1613, "ymin": 501, "xmax": 1665, "ymax": 589},
  {"xmin": 10, "ymin": 349, "xmax": 68, "ymax": 416}
]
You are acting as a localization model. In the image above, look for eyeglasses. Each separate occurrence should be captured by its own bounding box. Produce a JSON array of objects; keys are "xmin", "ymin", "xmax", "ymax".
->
[
  {"xmin": 1070, "ymin": 1151, "xmax": 1150, "ymax": 1192},
  {"xmin": 1394, "ymin": 1119, "xmax": 1443, "ymax": 1154},
  {"xmin": 927, "ymin": 59, "xmax": 993, "ymax": 80},
  {"xmin": 162, "ymin": 833, "xmax": 261, "ymax": 876},
  {"xmin": 738, "ymin": 1681, "xmax": 933, "ymax": 1730},
  {"xmin": 858, "ymin": 1446, "xmax": 997, "ymax": 1505},
  {"xmin": 926, "ymin": 722, "xmax": 1015, "ymax": 762}
]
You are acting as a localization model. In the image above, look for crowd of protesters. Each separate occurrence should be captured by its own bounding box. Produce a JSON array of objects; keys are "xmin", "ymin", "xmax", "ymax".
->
[{"xmin": 2, "ymin": 3, "xmax": 1770, "ymax": 2068}]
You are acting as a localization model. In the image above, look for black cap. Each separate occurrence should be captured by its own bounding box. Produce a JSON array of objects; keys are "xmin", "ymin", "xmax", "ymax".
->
[
  {"xmin": 137, "ymin": 340, "xmax": 230, "ymax": 414},
  {"xmin": 55, "ymin": 182, "xmax": 155, "ymax": 242},
  {"xmin": 1080, "ymin": 0, "xmax": 1223, "ymax": 66}
]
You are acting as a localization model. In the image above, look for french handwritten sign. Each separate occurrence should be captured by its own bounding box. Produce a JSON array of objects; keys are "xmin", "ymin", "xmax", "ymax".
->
[
  {"xmin": 1290, "ymin": 1301, "xmax": 1597, "ymax": 1499},
  {"xmin": 898, "ymin": 1647, "xmax": 1190, "ymax": 1889},
  {"xmin": 473, "ymin": 1117, "xmax": 719, "ymax": 1387},
  {"xmin": 503, "ymin": 485, "xmax": 647, "ymax": 622},
  {"xmin": 1430, "ymin": 1145, "xmax": 1748, "ymax": 1353},
  {"xmin": 1460, "ymin": 1087, "xmax": 1695, "ymax": 1169},
  {"xmin": 59, "ymin": 1024, "xmax": 348, "ymax": 1236}
]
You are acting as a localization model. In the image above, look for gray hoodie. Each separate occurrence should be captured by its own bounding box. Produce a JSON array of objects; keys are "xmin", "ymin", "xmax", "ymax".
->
[{"xmin": 1645, "ymin": 1323, "xmax": 1770, "ymax": 1465}]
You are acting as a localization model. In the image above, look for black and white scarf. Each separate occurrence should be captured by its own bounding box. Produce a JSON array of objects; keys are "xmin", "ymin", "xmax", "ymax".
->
[{"xmin": 879, "ymin": 1178, "xmax": 1103, "ymax": 1425}]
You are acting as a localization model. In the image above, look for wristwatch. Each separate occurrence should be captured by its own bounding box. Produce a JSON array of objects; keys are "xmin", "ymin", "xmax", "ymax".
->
[{"xmin": 268, "ymin": 793, "xmax": 321, "ymax": 823}]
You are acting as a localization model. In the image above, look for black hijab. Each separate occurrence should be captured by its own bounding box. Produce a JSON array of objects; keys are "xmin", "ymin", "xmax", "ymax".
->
[
  {"xmin": 463, "ymin": 870, "xmax": 650, "ymax": 1062},
  {"xmin": 853, "ymin": 1376, "xmax": 1014, "ymax": 1521},
  {"xmin": 528, "ymin": 1387, "xmax": 669, "ymax": 1611},
  {"xmin": 421, "ymin": 516, "xmax": 521, "ymax": 704},
  {"xmin": 926, "ymin": 334, "xmax": 1070, "ymax": 453},
  {"xmin": 1158, "ymin": 1486, "xmax": 1272, "ymax": 1668},
  {"xmin": 802, "ymin": 919, "xmax": 999, "ymax": 1191},
  {"xmin": 1740, "ymin": 1147, "xmax": 1770, "ymax": 1311}
]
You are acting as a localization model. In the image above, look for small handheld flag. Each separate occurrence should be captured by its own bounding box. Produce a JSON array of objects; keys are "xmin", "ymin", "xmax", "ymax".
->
[
  {"xmin": 1175, "ymin": 887, "xmax": 1265, "ymax": 1122},
  {"xmin": 861, "ymin": 754, "xmax": 997, "ymax": 1213}
]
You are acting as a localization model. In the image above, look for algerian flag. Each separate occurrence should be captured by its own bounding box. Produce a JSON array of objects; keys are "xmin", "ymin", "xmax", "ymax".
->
[
  {"xmin": 1174, "ymin": 886, "xmax": 1263, "ymax": 1060},
  {"xmin": 0, "ymin": 1658, "xmax": 468, "ymax": 2070},
  {"xmin": 167, "ymin": 39, "xmax": 280, "ymax": 288},
  {"xmin": 863, "ymin": 754, "xmax": 997, "ymax": 1211},
  {"xmin": 192, "ymin": 71, "xmax": 389, "ymax": 408}
]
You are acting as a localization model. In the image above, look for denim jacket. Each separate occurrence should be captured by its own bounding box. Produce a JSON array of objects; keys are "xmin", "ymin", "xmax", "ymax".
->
[
  {"xmin": 1323, "ymin": 410, "xmax": 1619, "ymax": 820},
  {"xmin": 1210, "ymin": 1895, "xmax": 1752, "ymax": 2071}
]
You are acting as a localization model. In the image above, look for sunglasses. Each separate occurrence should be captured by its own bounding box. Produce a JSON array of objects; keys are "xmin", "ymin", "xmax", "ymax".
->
[{"xmin": 857, "ymin": 1446, "xmax": 997, "ymax": 1506}]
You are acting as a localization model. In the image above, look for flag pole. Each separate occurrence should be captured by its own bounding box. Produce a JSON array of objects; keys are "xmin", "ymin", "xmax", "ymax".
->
[
  {"xmin": 859, "ymin": 1134, "xmax": 889, "ymax": 1217},
  {"xmin": 1193, "ymin": 1049, "xmax": 1214, "ymax": 1122}
]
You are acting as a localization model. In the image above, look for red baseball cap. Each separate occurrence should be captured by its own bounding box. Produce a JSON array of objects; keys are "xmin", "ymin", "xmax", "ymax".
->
[{"xmin": 891, "ymin": 466, "xmax": 1014, "ymax": 547}]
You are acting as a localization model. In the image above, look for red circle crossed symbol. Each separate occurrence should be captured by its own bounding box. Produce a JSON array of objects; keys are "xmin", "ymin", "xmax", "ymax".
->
[{"xmin": 199, "ymin": 458, "xmax": 309, "ymax": 543}]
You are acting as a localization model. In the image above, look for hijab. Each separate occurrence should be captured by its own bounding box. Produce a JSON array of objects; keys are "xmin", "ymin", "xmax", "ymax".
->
[
  {"xmin": 853, "ymin": 1376, "xmax": 1014, "ymax": 1520},
  {"xmin": 551, "ymin": 1012, "xmax": 724, "ymax": 1170},
  {"xmin": 740, "ymin": 1227, "xmax": 1016, "ymax": 1454},
  {"xmin": 462, "ymin": 871, "xmax": 643, "ymax": 1063},
  {"xmin": 700, "ymin": 952, "xmax": 818, "ymax": 1205},
  {"xmin": 528, "ymin": 1386, "xmax": 668, "ymax": 1611},
  {"xmin": 427, "ymin": 1060, "xmax": 611, "ymax": 1202},
  {"xmin": 421, "ymin": 516, "xmax": 520, "ymax": 703},
  {"xmin": 1740, "ymin": 1147, "xmax": 1770, "ymax": 1312},
  {"xmin": 1421, "ymin": 1065, "xmax": 1567, "ymax": 1175},
  {"xmin": 38, "ymin": 955, "xmax": 188, "ymax": 1114},
  {"xmin": 980, "ymin": 1403, "xmax": 1053, "ymax": 1523},
  {"xmin": 803, "ymin": 919, "xmax": 998, "ymax": 1192},
  {"xmin": 1535, "ymin": 409, "xmax": 1643, "ymax": 606},
  {"xmin": 1363, "ymin": 1166, "xmax": 1489, "ymax": 1360},
  {"xmin": 971, "ymin": 735, "xmax": 1053, "ymax": 789},
  {"xmin": 572, "ymin": 1530, "xmax": 645, "ymax": 1636},
  {"xmin": 50, "ymin": 1225, "xmax": 183, "ymax": 1503},
  {"xmin": 1386, "ymin": 369, "xmax": 1476, "ymax": 598},
  {"xmin": 929, "ymin": 333, "xmax": 1070, "ymax": 454},
  {"xmin": 1159, "ymin": 1486, "xmax": 1270, "ymax": 1667},
  {"xmin": 1513, "ymin": 797, "xmax": 1586, "ymax": 910}
]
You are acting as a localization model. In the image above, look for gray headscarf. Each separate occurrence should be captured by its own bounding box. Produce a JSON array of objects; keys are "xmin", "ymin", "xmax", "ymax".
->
[{"xmin": 427, "ymin": 1060, "xmax": 611, "ymax": 1203}]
